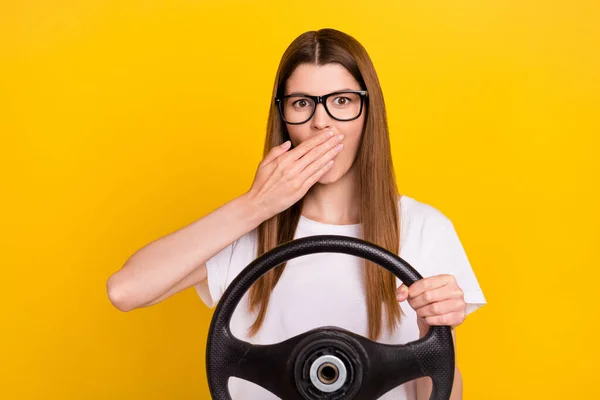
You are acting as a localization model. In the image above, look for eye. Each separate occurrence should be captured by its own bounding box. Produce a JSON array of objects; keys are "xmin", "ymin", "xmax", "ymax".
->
[
  {"xmin": 333, "ymin": 96, "xmax": 352, "ymax": 106},
  {"xmin": 292, "ymin": 98, "xmax": 312, "ymax": 108}
]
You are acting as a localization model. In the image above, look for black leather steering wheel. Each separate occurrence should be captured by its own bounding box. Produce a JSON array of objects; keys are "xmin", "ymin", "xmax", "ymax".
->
[{"xmin": 206, "ymin": 235, "xmax": 455, "ymax": 400}]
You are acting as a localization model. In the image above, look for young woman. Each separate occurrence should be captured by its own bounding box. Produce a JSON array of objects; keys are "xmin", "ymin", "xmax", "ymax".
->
[{"xmin": 107, "ymin": 28, "xmax": 486, "ymax": 399}]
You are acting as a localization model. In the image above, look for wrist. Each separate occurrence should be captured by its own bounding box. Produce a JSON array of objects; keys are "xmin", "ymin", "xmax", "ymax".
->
[{"xmin": 237, "ymin": 192, "xmax": 270, "ymax": 227}]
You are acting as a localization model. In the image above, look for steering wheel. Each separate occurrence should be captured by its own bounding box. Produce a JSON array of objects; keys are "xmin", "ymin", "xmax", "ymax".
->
[{"xmin": 206, "ymin": 235, "xmax": 455, "ymax": 400}]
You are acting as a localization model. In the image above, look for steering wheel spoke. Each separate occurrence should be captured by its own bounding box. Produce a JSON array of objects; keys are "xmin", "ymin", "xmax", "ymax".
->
[
  {"xmin": 353, "ymin": 337, "xmax": 424, "ymax": 398},
  {"xmin": 227, "ymin": 331, "xmax": 313, "ymax": 399},
  {"xmin": 354, "ymin": 326, "xmax": 454, "ymax": 399}
]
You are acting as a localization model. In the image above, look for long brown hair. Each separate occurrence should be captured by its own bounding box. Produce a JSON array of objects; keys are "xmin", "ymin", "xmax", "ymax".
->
[{"xmin": 248, "ymin": 29, "xmax": 402, "ymax": 341}]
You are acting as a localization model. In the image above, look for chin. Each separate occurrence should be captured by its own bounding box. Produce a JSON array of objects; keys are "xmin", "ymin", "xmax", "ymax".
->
[{"xmin": 317, "ymin": 167, "xmax": 342, "ymax": 185}]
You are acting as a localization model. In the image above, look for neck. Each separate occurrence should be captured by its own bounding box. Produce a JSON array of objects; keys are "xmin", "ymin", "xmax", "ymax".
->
[{"xmin": 301, "ymin": 162, "xmax": 360, "ymax": 225}]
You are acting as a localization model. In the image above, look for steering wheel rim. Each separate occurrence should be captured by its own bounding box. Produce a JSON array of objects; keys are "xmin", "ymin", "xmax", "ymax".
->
[{"xmin": 206, "ymin": 235, "xmax": 455, "ymax": 400}]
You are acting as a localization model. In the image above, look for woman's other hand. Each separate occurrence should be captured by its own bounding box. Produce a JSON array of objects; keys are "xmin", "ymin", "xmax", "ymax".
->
[{"xmin": 396, "ymin": 274, "xmax": 467, "ymax": 337}]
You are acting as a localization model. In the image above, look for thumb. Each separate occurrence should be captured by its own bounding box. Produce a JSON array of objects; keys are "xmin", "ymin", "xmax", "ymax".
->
[{"xmin": 396, "ymin": 284, "xmax": 409, "ymax": 302}]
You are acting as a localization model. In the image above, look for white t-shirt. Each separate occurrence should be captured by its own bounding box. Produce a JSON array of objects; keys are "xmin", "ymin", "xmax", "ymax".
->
[{"xmin": 195, "ymin": 195, "xmax": 486, "ymax": 399}]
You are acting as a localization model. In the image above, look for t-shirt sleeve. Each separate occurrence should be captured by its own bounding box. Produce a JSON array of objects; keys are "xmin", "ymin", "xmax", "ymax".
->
[
  {"xmin": 194, "ymin": 229, "xmax": 257, "ymax": 308},
  {"xmin": 424, "ymin": 218, "xmax": 486, "ymax": 316}
]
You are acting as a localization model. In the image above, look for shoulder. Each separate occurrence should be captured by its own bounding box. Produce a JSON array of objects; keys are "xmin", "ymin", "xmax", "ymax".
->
[
  {"xmin": 397, "ymin": 194, "xmax": 460, "ymax": 261},
  {"xmin": 399, "ymin": 194, "xmax": 453, "ymax": 237}
]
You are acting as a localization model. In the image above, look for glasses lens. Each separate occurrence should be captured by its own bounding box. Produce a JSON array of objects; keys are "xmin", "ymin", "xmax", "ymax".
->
[
  {"xmin": 326, "ymin": 92, "xmax": 362, "ymax": 121},
  {"xmin": 281, "ymin": 92, "xmax": 363, "ymax": 124},
  {"xmin": 282, "ymin": 96, "xmax": 315, "ymax": 124}
]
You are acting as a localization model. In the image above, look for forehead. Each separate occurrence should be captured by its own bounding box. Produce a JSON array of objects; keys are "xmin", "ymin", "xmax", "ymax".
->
[{"xmin": 285, "ymin": 63, "xmax": 361, "ymax": 95}]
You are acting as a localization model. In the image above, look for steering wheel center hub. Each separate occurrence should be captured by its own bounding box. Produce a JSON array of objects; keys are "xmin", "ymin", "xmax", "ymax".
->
[{"xmin": 293, "ymin": 332, "xmax": 365, "ymax": 400}]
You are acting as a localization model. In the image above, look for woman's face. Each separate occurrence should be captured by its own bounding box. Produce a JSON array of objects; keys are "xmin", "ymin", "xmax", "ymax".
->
[{"xmin": 283, "ymin": 63, "xmax": 366, "ymax": 184}]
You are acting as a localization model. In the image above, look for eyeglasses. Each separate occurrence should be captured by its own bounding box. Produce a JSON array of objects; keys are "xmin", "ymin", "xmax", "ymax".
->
[{"xmin": 275, "ymin": 90, "xmax": 368, "ymax": 125}]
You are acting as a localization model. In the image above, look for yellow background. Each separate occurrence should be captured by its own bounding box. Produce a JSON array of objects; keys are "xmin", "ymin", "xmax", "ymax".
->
[{"xmin": 1, "ymin": 1, "xmax": 598, "ymax": 399}]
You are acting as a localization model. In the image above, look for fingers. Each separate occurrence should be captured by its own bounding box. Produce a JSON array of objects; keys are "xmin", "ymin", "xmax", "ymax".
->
[
  {"xmin": 423, "ymin": 311, "xmax": 466, "ymax": 327},
  {"xmin": 286, "ymin": 130, "xmax": 336, "ymax": 162},
  {"xmin": 259, "ymin": 130, "xmax": 340, "ymax": 172},
  {"xmin": 301, "ymin": 158, "xmax": 336, "ymax": 189},
  {"xmin": 415, "ymin": 299, "xmax": 465, "ymax": 318},
  {"xmin": 298, "ymin": 137, "xmax": 344, "ymax": 182},
  {"xmin": 396, "ymin": 284, "xmax": 409, "ymax": 302},
  {"xmin": 396, "ymin": 275, "xmax": 467, "ymax": 329},
  {"xmin": 260, "ymin": 140, "xmax": 292, "ymax": 168},
  {"xmin": 409, "ymin": 285, "xmax": 464, "ymax": 310},
  {"xmin": 406, "ymin": 274, "xmax": 455, "ymax": 298},
  {"xmin": 294, "ymin": 133, "xmax": 345, "ymax": 173}
]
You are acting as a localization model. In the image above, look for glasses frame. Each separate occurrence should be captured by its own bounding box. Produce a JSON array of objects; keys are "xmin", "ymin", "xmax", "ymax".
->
[{"xmin": 275, "ymin": 90, "xmax": 368, "ymax": 125}]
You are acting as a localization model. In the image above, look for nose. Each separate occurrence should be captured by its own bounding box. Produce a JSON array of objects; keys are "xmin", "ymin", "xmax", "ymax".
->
[{"xmin": 311, "ymin": 102, "xmax": 333, "ymax": 131}]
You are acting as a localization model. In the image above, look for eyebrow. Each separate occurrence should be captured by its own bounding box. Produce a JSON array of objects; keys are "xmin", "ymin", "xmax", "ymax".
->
[{"xmin": 286, "ymin": 88, "xmax": 357, "ymax": 96}]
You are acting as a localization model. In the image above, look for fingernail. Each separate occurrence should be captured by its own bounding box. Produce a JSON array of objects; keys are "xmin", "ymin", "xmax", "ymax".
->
[
  {"xmin": 337, "ymin": 134, "xmax": 345, "ymax": 141},
  {"xmin": 327, "ymin": 131, "xmax": 335, "ymax": 137}
]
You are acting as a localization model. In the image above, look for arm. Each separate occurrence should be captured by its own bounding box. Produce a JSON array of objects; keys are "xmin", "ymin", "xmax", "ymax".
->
[
  {"xmin": 415, "ymin": 329, "xmax": 462, "ymax": 400},
  {"xmin": 106, "ymin": 193, "xmax": 266, "ymax": 312},
  {"xmin": 106, "ymin": 132, "xmax": 346, "ymax": 312}
]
